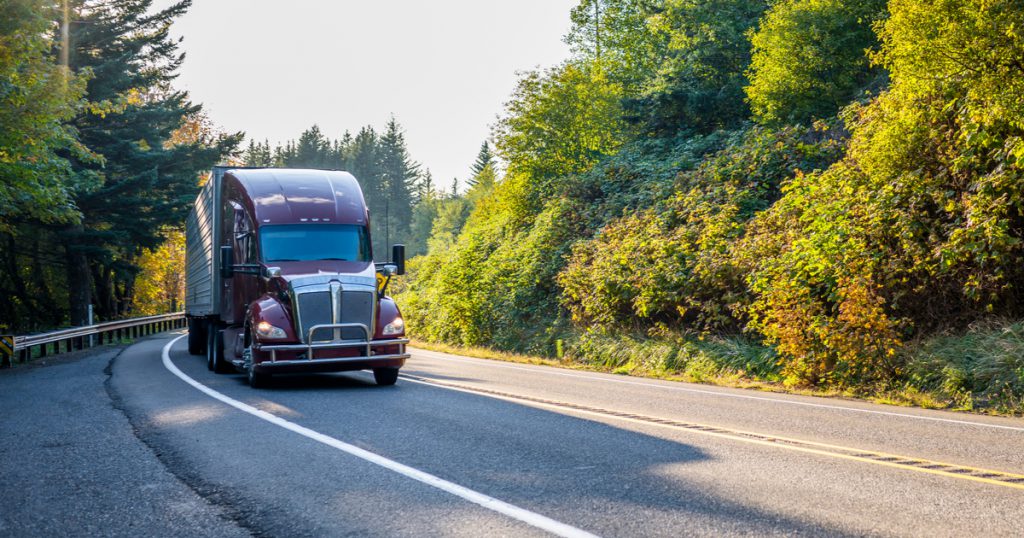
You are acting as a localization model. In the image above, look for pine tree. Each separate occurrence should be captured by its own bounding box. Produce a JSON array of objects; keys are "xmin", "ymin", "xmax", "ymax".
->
[
  {"xmin": 243, "ymin": 139, "xmax": 273, "ymax": 166},
  {"xmin": 417, "ymin": 169, "xmax": 435, "ymax": 202},
  {"xmin": 293, "ymin": 124, "xmax": 331, "ymax": 168},
  {"xmin": 378, "ymin": 117, "xmax": 420, "ymax": 250},
  {"xmin": 62, "ymin": 0, "xmax": 241, "ymax": 323},
  {"xmin": 468, "ymin": 141, "xmax": 493, "ymax": 181}
]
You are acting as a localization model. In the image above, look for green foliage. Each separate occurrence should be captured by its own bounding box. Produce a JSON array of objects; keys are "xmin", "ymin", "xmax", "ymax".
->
[
  {"xmin": 399, "ymin": 173, "xmax": 585, "ymax": 353},
  {"xmin": 905, "ymin": 320, "xmax": 1024, "ymax": 413},
  {"xmin": 0, "ymin": 0, "xmax": 88, "ymax": 232},
  {"xmin": 468, "ymin": 141, "xmax": 493, "ymax": 182},
  {"xmin": 565, "ymin": 0, "xmax": 668, "ymax": 93},
  {"xmin": 60, "ymin": 0, "xmax": 243, "ymax": 323},
  {"xmin": 746, "ymin": 0, "xmax": 887, "ymax": 125},
  {"xmin": 626, "ymin": 0, "xmax": 768, "ymax": 134},
  {"xmin": 740, "ymin": 0, "xmax": 1024, "ymax": 386},
  {"xmin": 495, "ymin": 61, "xmax": 627, "ymax": 193},
  {"xmin": 568, "ymin": 331, "xmax": 780, "ymax": 382},
  {"xmin": 377, "ymin": 0, "xmax": 1024, "ymax": 408},
  {"xmin": 560, "ymin": 125, "xmax": 843, "ymax": 333}
]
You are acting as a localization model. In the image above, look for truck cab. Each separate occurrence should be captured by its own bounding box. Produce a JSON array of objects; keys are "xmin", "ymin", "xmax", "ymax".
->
[{"xmin": 185, "ymin": 167, "xmax": 409, "ymax": 387}]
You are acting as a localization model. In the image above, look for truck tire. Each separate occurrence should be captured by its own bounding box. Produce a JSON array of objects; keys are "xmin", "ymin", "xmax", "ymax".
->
[
  {"xmin": 247, "ymin": 355, "xmax": 271, "ymax": 388},
  {"xmin": 373, "ymin": 367, "xmax": 399, "ymax": 386},
  {"xmin": 207, "ymin": 325, "xmax": 232, "ymax": 373},
  {"xmin": 187, "ymin": 319, "xmax": 206, "ymax": 356}
]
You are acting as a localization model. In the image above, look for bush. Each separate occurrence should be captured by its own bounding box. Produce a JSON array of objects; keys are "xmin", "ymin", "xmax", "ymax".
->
[{"xmin": 559, "ymin": 125, "xmax": 843, "ymax": 333}]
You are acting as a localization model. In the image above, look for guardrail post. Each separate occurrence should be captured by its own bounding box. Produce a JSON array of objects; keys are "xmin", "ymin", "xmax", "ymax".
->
[{"xmin": 0, "ymin": 336, "xmax": 13, "ymax": 368}]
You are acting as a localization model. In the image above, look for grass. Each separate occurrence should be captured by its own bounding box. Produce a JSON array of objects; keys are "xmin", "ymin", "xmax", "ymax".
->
[{"xmin": 410, "ymin": 319, "xmax": 1024, "ymax": 416}]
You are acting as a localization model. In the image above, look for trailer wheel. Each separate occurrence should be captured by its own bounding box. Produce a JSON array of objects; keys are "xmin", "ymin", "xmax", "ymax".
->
[
  {"xmin": 187, "ymin": 319, "xmax": 206, "ymax": 356},
  {"xmin": 373, "ymin": 367, "xmax": 399, "ymax": 386}
]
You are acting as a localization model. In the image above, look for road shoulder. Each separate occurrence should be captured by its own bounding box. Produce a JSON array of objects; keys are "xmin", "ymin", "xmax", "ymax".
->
[{"xmin": 0, "ymin": 338, "xmax": 249, "ymax": 537}]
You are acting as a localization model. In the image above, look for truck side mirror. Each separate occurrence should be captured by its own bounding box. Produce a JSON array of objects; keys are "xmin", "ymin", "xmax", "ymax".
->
[
  {"xmin": 392, "ymin": 244, "xmax": 405, "ymax": 275},
  {"xmin": 220, "ymin": 245, "xmax": 234, "ymax": 278}
]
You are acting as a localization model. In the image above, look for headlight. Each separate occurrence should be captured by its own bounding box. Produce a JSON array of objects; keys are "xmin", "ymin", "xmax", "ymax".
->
[
  {"xmin": 382, "ymin": 317, "xmax": 405, "ymax": 336},
  {"xmin": 256, "ymin": 320, "xmax": 287, "ymax": 339}
]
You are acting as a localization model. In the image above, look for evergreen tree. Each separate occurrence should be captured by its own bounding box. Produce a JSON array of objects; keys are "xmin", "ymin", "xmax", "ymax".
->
[
  {"xmin": 243, "ymin": 139, "xmax": 273, "ymax": 166},
  {"xmin": 378, "ymin": 117, "xmax": 420, "ymax": 249},
  {"xmin": 292, "ymin": 124, "xmax": 330, "ymax": 168},
  {"xmin": 62, "ymin": 0, "xmax": 241, "ymax": 323},
  {"xmin": 468, "ymin": 141, "xmax": 493, "ymax": 181}
]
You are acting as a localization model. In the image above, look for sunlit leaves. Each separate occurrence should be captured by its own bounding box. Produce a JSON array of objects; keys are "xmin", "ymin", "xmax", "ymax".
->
[{"xmin": 745, "ymin": 0, "xmax": 886, "ymax": 125}]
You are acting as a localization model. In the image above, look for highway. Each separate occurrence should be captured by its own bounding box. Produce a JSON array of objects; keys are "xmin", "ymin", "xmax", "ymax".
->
[{"xmin": 3, "ymin": 330, "xmax": 1023, "ymax": 536}]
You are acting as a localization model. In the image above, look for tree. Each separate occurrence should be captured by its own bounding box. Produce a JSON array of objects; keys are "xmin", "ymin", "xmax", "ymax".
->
[
  {"xmin": 746, "ymin": 0, "xmax": 887, "ymax": 125},
  {"xmin": 243, "ymin": 139, "xmax": 273, "ymax": 166},
  {"xmin": 468, "ymin": 140, "xmax": 493, "ymax": 181},
  {"xmin": 0, "ymin": 0, "xmax": 88, "ymax": 234},
  {"xmin": 291, "ymin": 124, "xmax": 331, "ymax": 168},
  {"xmin": 62, "ymin": 0, "xmax": 241, "ymax": 323},
  {"xmin": 133, "ymin": 228, "xmax": 185, "ymax": 315},
  {"xmin": 626, "ymin": 0, "xmax": 769, "ymax": 134},
  {"xmin": 565, "ymin": 0, "xmax": 667, "ymax": 93},
  {"xmin": 378, "ymin": 117, "xmax": 420, "ymax": 250},
  {"xmin": 495, "ymin": 61, "xmax": 626, "ymax": 191}
]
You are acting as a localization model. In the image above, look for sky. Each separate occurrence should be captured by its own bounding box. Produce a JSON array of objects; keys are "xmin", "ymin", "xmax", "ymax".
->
[{"xmin": 154, "ymin": 0, "xmax": 578, "ymax": 188}]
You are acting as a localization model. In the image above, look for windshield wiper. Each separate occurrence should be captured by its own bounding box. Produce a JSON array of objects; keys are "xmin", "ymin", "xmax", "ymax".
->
[
  {"xmin": 267, "ymin": 258, "xmax": 299, "ymax": 262},
  {"xmin": 318, "ymin": 257, "xmax": 349, "ymax": 261}
]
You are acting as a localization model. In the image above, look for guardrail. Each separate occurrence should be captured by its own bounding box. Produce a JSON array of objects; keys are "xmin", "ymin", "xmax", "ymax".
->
[{"xmin": 1, "ymin": 312, "xmax": 187, "ymax": 368}]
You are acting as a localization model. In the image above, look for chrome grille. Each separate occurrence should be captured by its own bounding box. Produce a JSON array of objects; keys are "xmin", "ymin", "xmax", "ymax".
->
[
  {"xmin": 340, "ymin": 291, "xmax": 373, "ymax": 340},
  {"xmin": 289, "ymin": 275, "xmax": 376, "ymax": 345},
  {"xmin": 297, "ymin": 291, "xmax": 333, "ymax": 343}
]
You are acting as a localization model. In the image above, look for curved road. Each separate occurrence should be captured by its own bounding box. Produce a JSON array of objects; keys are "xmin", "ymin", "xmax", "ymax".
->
[{"xmin": 9, "ymin": 330, "xmax": 1023, "ymax": 536}]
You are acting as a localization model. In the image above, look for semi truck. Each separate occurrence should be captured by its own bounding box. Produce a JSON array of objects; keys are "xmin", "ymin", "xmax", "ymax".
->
[{"xmin": 184, "ymin": 166, "xmax": 409, "ymax": 387}]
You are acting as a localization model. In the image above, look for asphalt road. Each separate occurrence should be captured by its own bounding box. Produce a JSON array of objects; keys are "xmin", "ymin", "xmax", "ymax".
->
[{"xmin": 4, "ymin": 330, "xmax": 1024, "ymax": 536}]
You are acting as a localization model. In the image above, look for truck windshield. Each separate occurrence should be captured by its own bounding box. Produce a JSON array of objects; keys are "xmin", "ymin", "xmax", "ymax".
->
[{"xmin": 260, "ymin": 224, "xmax": 371, "ymax": 263}]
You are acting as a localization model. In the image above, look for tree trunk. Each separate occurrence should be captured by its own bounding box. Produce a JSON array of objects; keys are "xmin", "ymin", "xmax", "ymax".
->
[
  {"xmin": 30, "ymin": 235, "xmax": 61, "ymax": 328},
  {"xmin": 64, "ymin": 225, "xmax": 92, "ymax": 326}
]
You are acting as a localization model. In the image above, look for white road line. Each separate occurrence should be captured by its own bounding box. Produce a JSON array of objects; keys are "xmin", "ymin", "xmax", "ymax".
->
[
  {"xmin": 161, "ymin": 336, "xmax": 598, "ymax": 538},
  {"xmin": 410, "ymin": 348, "xmax": 1024, "ymax": 433}
]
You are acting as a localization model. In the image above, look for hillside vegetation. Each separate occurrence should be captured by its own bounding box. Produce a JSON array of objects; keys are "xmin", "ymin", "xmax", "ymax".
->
[{"xmin": 396, "ymin": 0, "xmax": 1024, "ymax": 414}]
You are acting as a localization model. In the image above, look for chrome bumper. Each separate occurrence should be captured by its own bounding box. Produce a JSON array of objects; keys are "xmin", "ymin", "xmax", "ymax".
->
[{"xmin": 254, "ymin": 323, "xmax": 409, "ymax": 362}]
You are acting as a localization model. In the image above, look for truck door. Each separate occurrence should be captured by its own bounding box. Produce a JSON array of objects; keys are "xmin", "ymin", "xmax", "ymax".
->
[
  {"xmin": 220, "ymin": 200, "xmax": 255, "ymax": 324},
  {"xmin": 232, "ymin": 205, "xmax": 259, "ymax": 323}
]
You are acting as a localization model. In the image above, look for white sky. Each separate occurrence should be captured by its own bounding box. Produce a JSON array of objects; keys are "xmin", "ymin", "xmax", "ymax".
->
[{"xmin": 156, "ymin": 0, "xmax": 577, "ymax": 188}]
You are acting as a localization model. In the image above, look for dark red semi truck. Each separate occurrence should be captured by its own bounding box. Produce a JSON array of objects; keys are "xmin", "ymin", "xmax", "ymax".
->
[{"xmin": 184, "ymin": 166, "xmax": 409, "ymax": 387}]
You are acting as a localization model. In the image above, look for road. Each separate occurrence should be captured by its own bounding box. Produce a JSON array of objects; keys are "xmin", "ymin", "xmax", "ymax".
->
[{"xmin": 3, "ymin": 330, "xmax": 1024, "ymax": 536}]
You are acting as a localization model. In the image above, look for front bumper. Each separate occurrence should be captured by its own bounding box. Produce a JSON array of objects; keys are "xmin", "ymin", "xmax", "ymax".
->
[{"xmin": 250, "ymin": 323, "xmax": 409, "ymax": 373}]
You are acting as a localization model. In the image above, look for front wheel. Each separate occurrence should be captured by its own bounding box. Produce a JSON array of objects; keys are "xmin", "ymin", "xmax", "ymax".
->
[
  {"xmin": 246, "ymin": 350, "xmax": 271, "ymax": 388},
  {"xmin": 373, "ymin": 367, "xmax": 399, "ymax": 386}
]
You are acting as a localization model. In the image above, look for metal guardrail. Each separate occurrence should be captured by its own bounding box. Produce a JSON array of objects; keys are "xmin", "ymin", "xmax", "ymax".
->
[{"xmin": 1, "ymin": 312, "xmax": 186, "ymax": 368}]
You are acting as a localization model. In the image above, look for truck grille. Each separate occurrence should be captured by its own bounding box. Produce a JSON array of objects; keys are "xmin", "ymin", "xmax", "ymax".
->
[
  {"xmin": 339, "ymin": 291, "xmax": 373, "ymax": 340},
  {"xmin": 296, "ymin": 291, "xmax": 333, "ymax": 342},
  {"xmin": 292, "ymin": 281, "xmax": 376, "ymax": 345}
]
